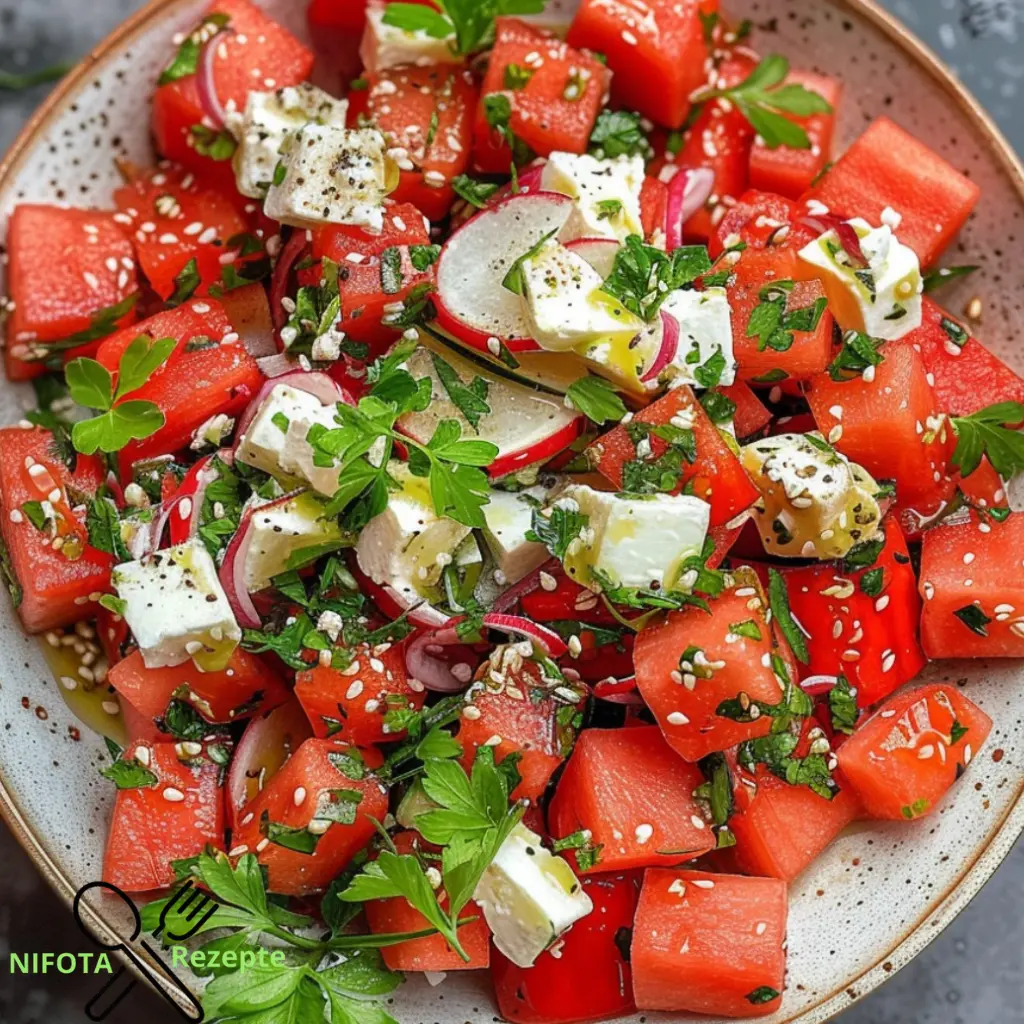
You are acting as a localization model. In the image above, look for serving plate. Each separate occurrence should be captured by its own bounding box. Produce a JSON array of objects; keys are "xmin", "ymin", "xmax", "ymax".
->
[{"xmin": 1, "ymin": 0, "xmax": 1023, "ymax": 1021}]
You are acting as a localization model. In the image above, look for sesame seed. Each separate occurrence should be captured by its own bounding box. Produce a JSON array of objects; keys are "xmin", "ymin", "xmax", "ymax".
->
[
  {"xmin": 346, "ymin": 680, "xmax": 364, "ymax": 700},
  {"xmin": 635, "ymin": 823, "xmax": 654, "ymax": 845},
  {"xmin": 462, "ymin": 705, "xmax": 482, "ymax": 720},
  {"xmin": 875, "ymin": 595, "xmax": 890, "ymax": 612},
  {"xmin": 293, "ymin": 787, "xmax": 307, "ymax": 806},
  {"xmin": 917, "ymin": 744, "xmax": 935, "ymax": 760},
  {"xmin": 228, "ymin": 845, "xmax": 249, "ymax": 857},
  {"xmin": 539, "ymin": 571, "xmax": 557, "ymax": 592},
  {"xmin": 690, "ymin": 815, "xmax": 706, "ymax": 830},
  {"xmin": 691, "ymin": 878, "xmax": 714, "ymax": 889},
  {"xmin": 667, "ymin": 711, "xmax": 689, "ymax": 726},
  {"xmin": 163, "ymin": 787, "xmax": 185, "ymax": 802}
]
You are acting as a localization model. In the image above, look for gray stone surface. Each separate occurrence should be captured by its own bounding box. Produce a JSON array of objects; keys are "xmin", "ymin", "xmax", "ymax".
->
[{"xmin": 0, "ymin": 1, "xmax": 1022, "ymax": 1022}]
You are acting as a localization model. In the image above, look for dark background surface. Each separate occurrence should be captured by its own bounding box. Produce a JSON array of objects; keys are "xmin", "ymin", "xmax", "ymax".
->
[{"xmin": 1, "ymin": 1, "xmax": 1023, "ymax": 1021}]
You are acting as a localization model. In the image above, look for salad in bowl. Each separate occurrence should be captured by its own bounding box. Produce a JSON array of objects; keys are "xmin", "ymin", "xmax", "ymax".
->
[{"xmin": 0, "ymin": 0, "xmax": 1022, "ymax": 1022}]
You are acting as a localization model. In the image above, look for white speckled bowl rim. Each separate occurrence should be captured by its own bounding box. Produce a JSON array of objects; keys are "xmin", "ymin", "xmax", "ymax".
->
[{"xmin": 1, "ymin": 0, "xmax": 1023, "ymax": 1021}]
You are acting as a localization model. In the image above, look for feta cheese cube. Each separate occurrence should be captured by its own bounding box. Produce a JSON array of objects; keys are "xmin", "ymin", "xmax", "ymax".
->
[
  {"xmin": 355, "ymin": 462, "xmax": 471, "ymax": 604},
  {"xmin": 482, "ymin": 486, "xmax": 552, "ymax": 585},
  {"xmin": 741, "ymin": 433, "xmax": 884, "ymax": 560},
  {"xmin": 541, "ymin": 152, "xmax": 645, "ymax": 244},
  {"xmin": 658, "ymin": 286, "xmax": 737, "ymax": 387},
  {"xmin": 243, "ymin": 492, "xmax": 348, "ymax": 593},
  {"xmin": 235, "ymin": 383, "xmax": 340, "ymax": 495},
  {"xmin": 360, "ymin": 3, "xmax": 460, "ymax": 73},
  {"xmin": 473, "ymin": 823, "xmax": 593, "ymax": 968},
  {"xmin": 112, "ymin": 538, "xmax": 241, "ymax": 671},
  {"xmin": 558, "ymin": 485, "xmax": 710, "ymax": 592},
  {"xmin": 227, "ymin": 84, "xmax": 349, "ymax": 200},
  {"xmin": 263, "ymin": 126, "xmax": 394, "ymax": 233},
  {"xmin": 797, "ymin": 217, "xmax": 923, "ymax": 341},
  {"xmin": 520, "ymin": 241, "xmax": 644, "ymax": 352}
]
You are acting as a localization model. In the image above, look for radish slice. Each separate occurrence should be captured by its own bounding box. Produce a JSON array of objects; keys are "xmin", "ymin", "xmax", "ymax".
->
[
  {"xmin": 233, "ymin": 371, "xmax": 353, "ymax": 450},
  {"xmin": 665, "ymin": 167, "xmax": 715, "ymax": 250},
  {"xmin": 565, "ymin": 237, "xmax": 620, "ymax": 279},
  {"xmin": 195, "ymin": 29, "xmax": 233, "ymax": 129},
  {"xmin": 590, "ymin": 674, "xmax": 644, "ymax": 705},
  {"xmin": 482, "ymin": 613, "xmax": 568, "ymax": 658},
  {"xmin": 219, "ymin": 284, "xmax": 276, "ymax": 358},
  {"xmin": 227, "ymin": 698, "xmax": 313, "ymax": 830},
  {"xmin": 490, "ymin": 558, "xmax": 561, "ymax": 614},
  {"xmin": 435, "ymin": 191, "xmax": 574, "ymax": 351},
  {"xmin": 270, "ymin": 231, "xmax": 311, "ymax": 333},
  {"xmin": 405, "ymin": 622, "xmax": 482, "ymax": 693},
  {"xmin": 398, "ymin": 342, "xmax": 583, "ymax": 480},
  {"xmin": 640, "ymin": 311, "xmax": 677, "ymax": 383},
  {"xmin": 800, "ymin": 214, "xmax": 869, "ymax": 268}
]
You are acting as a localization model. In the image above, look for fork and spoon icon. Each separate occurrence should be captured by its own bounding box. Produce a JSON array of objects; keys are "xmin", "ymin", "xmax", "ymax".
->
[{"xmin": 72, "ymin": 880, "xmax": 218, "ymax": 1021}]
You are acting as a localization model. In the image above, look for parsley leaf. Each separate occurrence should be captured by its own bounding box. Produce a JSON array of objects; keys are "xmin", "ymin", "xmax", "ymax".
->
[
  {"xmin": 483, "ymin": 93, "xmax": 533, "ymax": 165},
  {"xmin": 746, "ymin": 280, "xmax": 827, "ymax": 354},
  {"xmin": 695, "ymin": 54, "xmax": 833, "ymax": 149},
  {"xmin": 588, "ymin": 109, "xmax": 652, "ymax": 159},
  {"xmin": 601, "ymin": 236, "xmax": 713, "ymax": 322},
  {"xmin": 553, "ymin": 830, "xmax": 604, "ymax": 871},
  {"xmin": 502, "ymin": 228, "xmax": 558, "ymax": 295},
  {"xmin": 99, "ymin": 753, "xmax": 158, "ymax": 790},
  {"xmin": 950, "ymin": 402, "xmax": 1024, "ymax": 478},
  {"xmin": 384, "ymin": 0, "xmax": 545, "ymax": 56},
  {"xmin": 565, "ymin": 376, "xmax": 628, "ymax": 424},
  {"xmin": 68, "ymin": 336, "xmax": 175, "ymax": 455},
  {"xmin": 526, "ymin": 504, "xmax": 589, "ymax": 561}
]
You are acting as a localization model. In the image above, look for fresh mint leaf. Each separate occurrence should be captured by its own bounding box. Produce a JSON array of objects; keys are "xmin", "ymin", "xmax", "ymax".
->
[
  {"xmin": 768, "ymin": 568, "xmax": 809, "ymax": 664},
  {"xmin": 431, "ymin": 353, "xmax": 491, "ymax": 430},
  {"xmin": 828, "ymin": 330, "xmax": 886, "ymax": 381},
  {"xmin": 954, "ymin": 603, "xmax": 991, "ymax": 637},
  {"xmin": 451, "ymin": 174, "xmax": 500, "ymax": 209},
  {"xmin": 828, "ymin": 675, "xmax": 858, "ymax": 735},
  {"xmin": 922, "ymin": 265, "xmax": 979, "ymax": 294}
]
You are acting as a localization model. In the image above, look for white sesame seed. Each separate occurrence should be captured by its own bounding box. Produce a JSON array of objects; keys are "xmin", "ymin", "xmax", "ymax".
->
[
  {"xmin": 917, "ymin": 744, "xmax": 935, "ymax": 760},
  {"xmin": 875, "ymin": 595, "xmax": 890, "ymax": 612},
  {"xmin": 690, "ymin": 815, "xmax": 706, "ymax": 830},
  {"xmin": 293, "ymin": 786, "xmax": 307, "ymax": 806},
  {"xmin": 667, "ymin": 711, "xmax": 689, "ymax": 726},
  {"xmin": 346, "ymin": 680, "xmax": 364, "ymax": 700},
  {"xmin": 539, "ymin": 571, "xmax": 558, "ymax": 592},
  {"xmin": 691, "ymin": 878, "xmax": 714, "ymax": 889},
  {"xmin": 163, "ymin": 787, "xmax": 185, "ymax": 802},
  {"xmin": 462, "ymin": 705, "xmax": 482, "ymax": 720}
]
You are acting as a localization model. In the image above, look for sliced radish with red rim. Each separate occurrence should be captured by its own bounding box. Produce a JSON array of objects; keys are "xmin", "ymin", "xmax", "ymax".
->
[{"xmin": 435, "ymin": 191, "xmax": 574, "ymax": 352}]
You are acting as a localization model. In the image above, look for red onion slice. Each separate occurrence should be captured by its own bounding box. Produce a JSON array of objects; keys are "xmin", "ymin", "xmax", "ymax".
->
[
  {"xmin": 219, "ymin": 507, "xmax": 262, "ymax": 629},
  {"xmin": 799, "ymin": 214, "xmax": 868, "ymax": 268},
  {"xmin": 665, "ymin": 167, "xmax": 715, "ymax": 250},
  {"xmin": 490, "ymin": 558, "xmax": 561, "ymax": 614},
  {"xmin": 233, "ymin": 370, "xmax": 353, "ymax": 451},
  {"xmin": 195, "ymin": 28, "xmax": 234, "ymax": 130},
  {"xmin": 405, "ymin": 621, "xmax": 481, "ymax": 693},
  {"xmin": 105, "ymin": 471, "xmax": 126, "ymax": 508},
  {"xmin": 257, "ymin": 352, "xmax": 297, "ymax": 379},
  {"xmin": 640, "ymin": 310, "xmax": 678, "ymax": 383},
  {"xmin": 271, "ymin": 231, "xmax": 311, "ymax": 334},
  {"xmin": 219, "ymin": 284, "xmax": 277, "ymax": 358},
  {"xmin": 482, "ymin": 613, "xmax": 568, "ymax": 658}
]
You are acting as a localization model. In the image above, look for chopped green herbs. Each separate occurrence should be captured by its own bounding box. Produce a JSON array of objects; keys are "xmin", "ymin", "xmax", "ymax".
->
[
  {"xmin": 565, "ymin": 376, "xmax": 628, "ymax": 425},
  {"xmin": 950, "ymin": 402, "xmax": 1024, "ymax": 479}
]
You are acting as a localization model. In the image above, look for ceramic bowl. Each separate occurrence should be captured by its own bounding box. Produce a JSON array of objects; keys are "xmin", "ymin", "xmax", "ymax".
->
[{"xmin": 1, "ymin": 1, "xmax": 1023, "ymax": 1021}]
